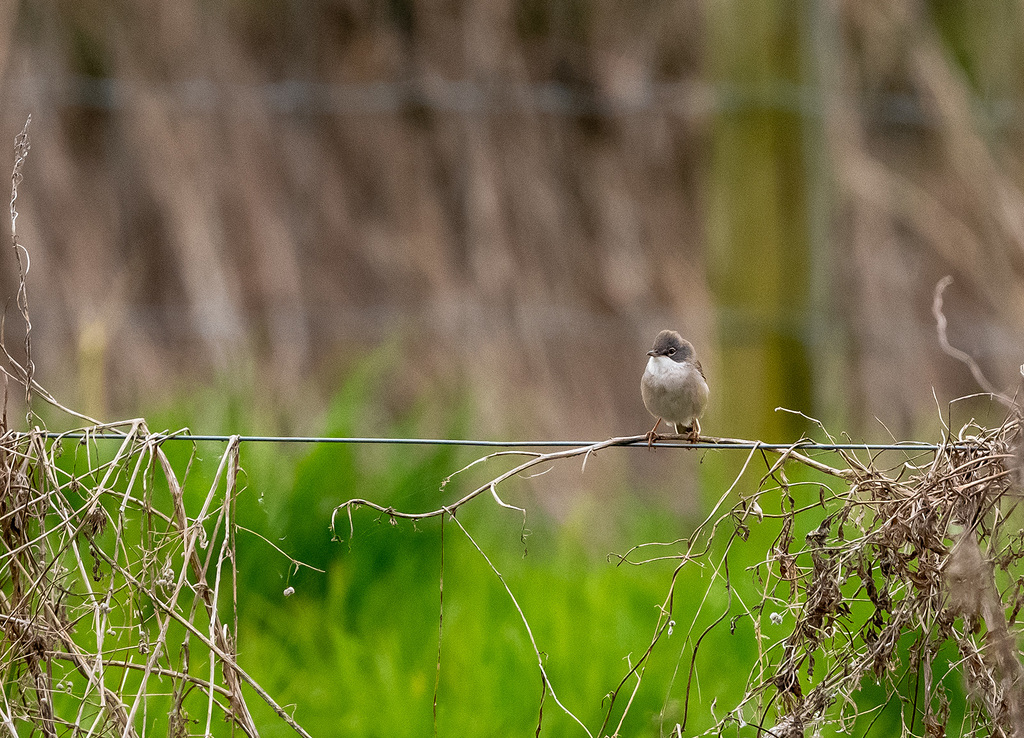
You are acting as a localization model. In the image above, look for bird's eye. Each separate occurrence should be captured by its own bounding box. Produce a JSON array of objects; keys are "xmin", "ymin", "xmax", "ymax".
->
[{"xmin": 667, "ymin": 347, "xmax": 676, "ymax": 355}]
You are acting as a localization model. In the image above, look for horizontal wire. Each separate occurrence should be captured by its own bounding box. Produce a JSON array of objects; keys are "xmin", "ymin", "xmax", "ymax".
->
[
  {"xmin": 24, "ymin": 432, "xmax": 949, "ymax": 452},
  {"xmin": 17, "ymin": 74, "xmax": 1024, "ymax": 133}
]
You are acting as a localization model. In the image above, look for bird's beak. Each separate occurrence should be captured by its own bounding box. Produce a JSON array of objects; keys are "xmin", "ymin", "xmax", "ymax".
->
[{"xmin": 646, "ymin": 350, "xmax": 656, "ymax": 357}]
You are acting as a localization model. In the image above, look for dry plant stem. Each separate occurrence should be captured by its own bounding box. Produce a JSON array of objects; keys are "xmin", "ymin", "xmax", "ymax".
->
[
  {"xmin": 93, "ymin": 546, "xmax": 308, "ymax": 737},
  {"xmin": 7, "ymin": 117, "xmax": 32, "ymax": 421},
  {"xmin": 152, "ymin": 437, "xmax": 260, "ymax": 737},
  {"xmin": 613, "ymin": 442, "xmax": 773, "ymax": 568},
  {"xmin": 236, "ymin": 524, "xmax": 326, "ymax": 574},
  {"xmin": 605, "ymin": 449, "xmax": 767, "ymax": 735},
  {"xmin": 0, "ymin": 704, "xmax": 14, "ymax": 737},
  {"xmin": 432, "ymin": 511, "xmax": 445, "ymax": 735},
  {"xmin": 206, "ymin": 491, "xmax": 232, "ymax": 737},
  {"xmin": 331, "ymin": 433, "xmax": 852, "ymax": 526},
  {"xmin": 933, "ymin": 276, "xmax": 1015, "ymax": 408},
  {"xmin": 10, "ymin": 433, "xmax": 133, "ymax": 735},
  {"xmin": 447, "ymin": 514, "xmax": 593, "ymax": 738},
  {"xmin": 41, "ymin": 654, "xmax": 232, "ymax": 699},
  {"xmin": 119, "ymin": 438, "xmax": 236, "ymax": 736},
  {"xmin": 947, "ymin": 529, "xmax": 1024, "ymax": 736}
]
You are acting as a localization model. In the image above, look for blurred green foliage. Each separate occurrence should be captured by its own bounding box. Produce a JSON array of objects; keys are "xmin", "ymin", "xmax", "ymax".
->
[{"xmin": 43, "ymin": 356, "xmax": 975, "ymax": 737}]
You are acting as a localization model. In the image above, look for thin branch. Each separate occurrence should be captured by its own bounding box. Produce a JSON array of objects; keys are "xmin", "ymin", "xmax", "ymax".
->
[
  {"xmin": 8, "ymin": 116, "xmax": 32, "ymax": 420},
  {"xmin": 932, "ymin": 276, "xmax": 1014, "ymax": 407},
  {"xmin": 331, "ymin": 433, "xmax": 852, "ymax": 527},
  {"xmin": 448, "ymin": 514, "xmax": 593, "ymax": 737}
]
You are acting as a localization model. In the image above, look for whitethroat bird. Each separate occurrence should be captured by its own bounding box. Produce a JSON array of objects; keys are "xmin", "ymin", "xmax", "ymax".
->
[{"xmin": 641, "ymin": 330, "xmax": 709, "ymax": 446}]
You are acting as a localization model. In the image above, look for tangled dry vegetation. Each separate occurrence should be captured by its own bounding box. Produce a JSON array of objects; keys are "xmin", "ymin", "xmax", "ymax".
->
[
  {"xmin": 0, "ymin": 120, "xmax": 307, "ymax": 737},
  {"xmin": 731, "ymin": 411, "xmax": 1024, "ymax": 738},
  {"xmin": 333, "ymin": 401, "xmax": 1024, "ymax": 737},
  {"xmin": 0, "ymin": 423, "xmax": 274, "ymax": 736}
]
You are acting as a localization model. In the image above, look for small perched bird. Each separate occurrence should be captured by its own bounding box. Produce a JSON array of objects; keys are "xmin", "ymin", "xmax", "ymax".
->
[{"xmin": 641, "ymin": 330, "xmax": 709, "ymax": 445}]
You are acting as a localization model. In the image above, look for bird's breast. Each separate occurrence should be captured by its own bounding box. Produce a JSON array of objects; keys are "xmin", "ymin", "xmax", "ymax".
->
[{"xmin": 641, "ymin": 356, "xmax": 709, "ymax": 425}]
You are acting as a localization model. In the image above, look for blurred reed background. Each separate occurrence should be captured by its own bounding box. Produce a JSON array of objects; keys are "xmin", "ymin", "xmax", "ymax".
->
[{"xmin": 0, "ymin": 1, "xmax": 1022, "ymax": 457}]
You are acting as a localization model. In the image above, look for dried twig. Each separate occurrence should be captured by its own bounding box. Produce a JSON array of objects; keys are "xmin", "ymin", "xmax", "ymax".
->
[
  {"xmin": 7, "ymin": 117, "xmax": 32, "ymax": 422},
  {"xmin": 330, "ymin": 433, "xmax": 851, "ymax": 527},
  {"xmin": 933, "ymin": 275, "xmax": 1014, "ymax": 408}
]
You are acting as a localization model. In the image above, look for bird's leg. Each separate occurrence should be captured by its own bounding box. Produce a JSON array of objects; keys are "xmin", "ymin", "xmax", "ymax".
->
[
  {"xmin": 688, "ymin": 418, "xmax": 701, "ymax": 443},
  {"xmin": 645, "ymin": 418, "xmax": 663, "ymax": 449}
]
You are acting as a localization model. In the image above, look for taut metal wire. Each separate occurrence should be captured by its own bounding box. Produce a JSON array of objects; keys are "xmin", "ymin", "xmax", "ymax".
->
[{"xmin": 29, "ymin": 432, "xmax": 950, "ymax": 452}]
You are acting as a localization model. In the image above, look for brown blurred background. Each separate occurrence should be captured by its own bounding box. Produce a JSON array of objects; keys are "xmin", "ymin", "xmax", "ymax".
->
[{"xmin": 1, "ymin": 0, "xmax": 1022, "ymax": 448}]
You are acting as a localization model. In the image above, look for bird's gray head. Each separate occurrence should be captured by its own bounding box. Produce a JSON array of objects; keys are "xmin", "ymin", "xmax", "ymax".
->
[{"xmin": 647, "ymin": 330, "xmax": 695, "ymax": 363}]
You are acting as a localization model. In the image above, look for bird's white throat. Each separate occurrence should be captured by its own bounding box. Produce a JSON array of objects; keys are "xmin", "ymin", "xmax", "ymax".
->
[{"xmin": 646, "ymin": 355, "xmax": 685, "ymax": 377}]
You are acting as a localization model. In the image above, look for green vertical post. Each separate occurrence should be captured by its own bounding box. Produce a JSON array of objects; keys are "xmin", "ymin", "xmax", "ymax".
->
[{"xmin": 706, "ymin": 0, "xmax": 815, "ymax": 442}]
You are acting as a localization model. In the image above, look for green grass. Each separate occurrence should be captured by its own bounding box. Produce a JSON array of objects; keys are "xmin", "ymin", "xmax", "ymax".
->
[
  {"xmin": 38, "ymin": 355, "xmax": 974, "ymax": 737},
  {"xmin": 128, "ymin": 362, "xmax": 748, "ymax": 736}
]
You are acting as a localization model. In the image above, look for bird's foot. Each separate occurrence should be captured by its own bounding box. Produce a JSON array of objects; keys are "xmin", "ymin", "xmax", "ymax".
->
[
  {"xmin": 686, "ymin": 419, "xmax": 702, "ymax": 443},
  {"xmin": 645, "ymin": 419, "xmax": 664, "ymax": 450}
]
